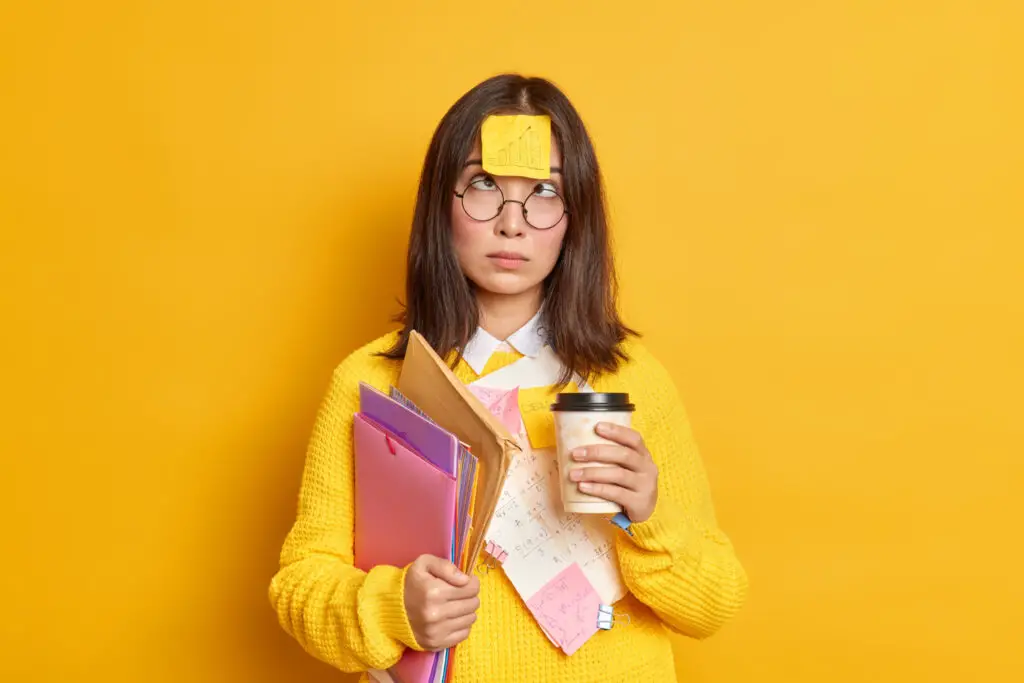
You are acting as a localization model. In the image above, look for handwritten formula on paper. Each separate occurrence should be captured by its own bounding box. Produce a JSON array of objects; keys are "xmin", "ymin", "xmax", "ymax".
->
[
  {"xmin": 470, "ymin": 379, "xmax": 624, "ymax": 655},
  {"xmin": 526, "ymin": 562, "xmax": 601, "ymax": 655},
  {"xmin": 486, "ymin": 434, "xmax": 625, "ymax": 605}
]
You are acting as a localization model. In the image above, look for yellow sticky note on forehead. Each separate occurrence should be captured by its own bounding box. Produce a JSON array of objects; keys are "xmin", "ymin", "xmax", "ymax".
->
[{"xmin": 481, "ymin": 114, "xmax": 551, "ymax": 179}]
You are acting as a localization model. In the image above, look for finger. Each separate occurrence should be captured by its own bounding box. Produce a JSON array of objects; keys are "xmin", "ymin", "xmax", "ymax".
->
[
  {"xmin": 442, "ymin": 611, "xmax": 478, "ymax": 633},
  {"xmin": 421, "ymin": 555, "xmax": 469, "ymax": 587},
  {"xmin": 427, "ymin": 573, "xmax": 479, "ymax": 604},
  {"xmin": 424, "ymin": 614, "xmax": 476, "ymax": 651},
  {"xmin": 442, "ymin": 595, "xmax": 481, "ymax": 620},
  {"xmin": 571, "ymin": 464, "xmax": 640, "ymax": 491},
  {"xmin": 447, "ymin": 574, "xmax": 480, "ymax": 600},
  {"xmin": 577, "ymin": 481, "xmax": 634, "ymax": 507},
  {"xmin": 440, "ymin": 628, "xmax": 473, "ymax": 649},
  {"xmin": 572, "ymin": 444, "xmax": 643, "ymax": 471},
  {"xmin": 595, "ymin": 422, "xmax": 647, "ymax": 453}
]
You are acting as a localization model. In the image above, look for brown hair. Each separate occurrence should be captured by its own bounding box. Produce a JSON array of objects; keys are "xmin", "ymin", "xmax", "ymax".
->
[{"xmin": 383, "ymin": 74, "xmax": 637, "ymax": 384}]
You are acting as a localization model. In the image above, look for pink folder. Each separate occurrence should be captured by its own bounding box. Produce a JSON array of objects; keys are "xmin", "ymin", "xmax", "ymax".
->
[{"xmin": 352, "ymin": 412, "xmax": 457, "ymax": 683}]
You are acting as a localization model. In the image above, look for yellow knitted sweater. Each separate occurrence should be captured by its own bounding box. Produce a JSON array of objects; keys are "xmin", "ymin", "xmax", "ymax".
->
[{"xmin": 269, "ymin": 332, "xmax": 748, "ymax": 682}]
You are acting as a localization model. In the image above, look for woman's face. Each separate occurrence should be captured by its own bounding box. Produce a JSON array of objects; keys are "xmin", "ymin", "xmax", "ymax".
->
[{"xmin": 450, "ymin": 136, "xmax": 569, "ymax": 297}]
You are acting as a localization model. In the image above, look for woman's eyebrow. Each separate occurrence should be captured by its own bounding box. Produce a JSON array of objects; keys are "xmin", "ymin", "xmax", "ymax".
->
[{"xmin": 462, "ymin": 159, "xmax": 563, "ymax": 174}]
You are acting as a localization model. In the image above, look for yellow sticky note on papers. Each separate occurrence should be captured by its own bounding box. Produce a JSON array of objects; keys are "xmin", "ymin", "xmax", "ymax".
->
[
  {"xmin": 518, "ymin": 382, "xmax": 578, "ymax": 450},
  {"xmin": 481, "ymin": 114, "xmax": 551, "ymax": 179}
]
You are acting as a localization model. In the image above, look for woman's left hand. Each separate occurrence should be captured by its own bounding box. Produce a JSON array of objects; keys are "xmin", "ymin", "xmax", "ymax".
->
[{"xmin": 569, "ymin": 422, "xmax": 659, "ymax": 523}]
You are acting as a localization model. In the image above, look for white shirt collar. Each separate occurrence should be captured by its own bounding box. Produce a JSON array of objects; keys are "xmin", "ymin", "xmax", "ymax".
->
[{"xmin": 461, "ymin": 308, "xmax": 547, "ymax": 375}]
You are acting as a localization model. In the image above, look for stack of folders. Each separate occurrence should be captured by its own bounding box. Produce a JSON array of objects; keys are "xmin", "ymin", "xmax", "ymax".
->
[
  {"xmin": 354, "ymin": 332, "xmax": 519, "ymax": 683},
  {"xmin": 353, "ymin": 383, "xmax": 476, "ymax": 683}
]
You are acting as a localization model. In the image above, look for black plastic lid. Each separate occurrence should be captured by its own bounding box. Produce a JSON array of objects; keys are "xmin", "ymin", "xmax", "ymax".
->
[{"xmin": 550, "ymin": 392, "xmax": 635, "ymax": 412}]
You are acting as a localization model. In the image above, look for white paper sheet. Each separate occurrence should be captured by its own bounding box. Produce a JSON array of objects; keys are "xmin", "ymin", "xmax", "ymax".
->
[
  {"xmin": 468, "ymin": 346, "xmax": 625, "ymax": 656},
  {"xmin": 485, "ymin": 431, "xmax": 625, "ymax": 605}
]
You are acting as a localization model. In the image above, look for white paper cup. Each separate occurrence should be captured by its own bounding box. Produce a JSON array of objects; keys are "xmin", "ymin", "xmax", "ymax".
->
[{"xmin": 551, "ymin": 392, "xmax": 636, "ymax": 514}]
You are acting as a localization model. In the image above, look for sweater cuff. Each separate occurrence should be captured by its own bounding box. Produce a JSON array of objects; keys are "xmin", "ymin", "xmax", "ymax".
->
[
  {"xmin": 360, "ymin": 564, "xmax": 423, "ymax": 652},
  {"xmin": 626, "ymin": 498, "xmax": 693, "ymax": 554}
]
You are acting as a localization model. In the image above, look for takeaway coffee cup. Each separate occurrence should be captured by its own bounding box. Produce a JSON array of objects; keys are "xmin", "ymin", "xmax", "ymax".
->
[{"xmin": 551, "ymin": 392, "xmax": 636, "ymax": 514}]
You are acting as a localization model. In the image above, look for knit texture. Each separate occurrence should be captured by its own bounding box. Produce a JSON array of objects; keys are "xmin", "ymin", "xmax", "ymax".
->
[{"xmin": 269, "ymin": 332, "xmax": 748, "ymax": 682}]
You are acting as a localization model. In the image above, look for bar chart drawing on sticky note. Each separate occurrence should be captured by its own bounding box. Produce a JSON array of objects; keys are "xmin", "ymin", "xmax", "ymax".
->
[
  {"xmin": 490, "ymin": 125, "xmax": 541, "ymax": 168},
  {"xmin": 481, "ymin": 114, "xmax": 552, "ymax": 180}
]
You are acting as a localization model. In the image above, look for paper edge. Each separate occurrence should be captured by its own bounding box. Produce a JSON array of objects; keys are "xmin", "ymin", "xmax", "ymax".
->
[
  {"xmin": 406, "ymin": 330, "xmax": 521, "ymax": 448},
  {"xmin": 400, "ymin": 330, "xmax": 519, "ymax": 567}
]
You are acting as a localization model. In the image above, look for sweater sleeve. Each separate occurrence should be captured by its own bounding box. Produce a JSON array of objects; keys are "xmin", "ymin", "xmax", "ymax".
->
[
  {"xmin": 614, "ymin": 346, "xmax": 749, "ymax": 639},
  {"xmin": 268, "ymin": 355, "xmax": 422, "ymax": 673}
]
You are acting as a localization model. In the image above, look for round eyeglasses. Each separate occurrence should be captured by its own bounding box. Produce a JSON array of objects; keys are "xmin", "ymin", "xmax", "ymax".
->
[{"xmin": 454, "ymin": 176, "xmax": 568, "ymax": 230}]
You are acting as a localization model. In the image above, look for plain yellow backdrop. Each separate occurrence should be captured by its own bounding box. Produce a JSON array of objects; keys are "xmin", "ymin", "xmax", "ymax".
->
[{"xmin": 2, "ymin": 1, "xmax": 1022, "ymax": 681}]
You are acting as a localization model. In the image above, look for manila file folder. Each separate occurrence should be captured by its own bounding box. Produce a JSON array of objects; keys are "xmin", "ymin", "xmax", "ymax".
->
[{"xmin": 397, "ymin": 330, "xmax": 518, "ymax": 570}]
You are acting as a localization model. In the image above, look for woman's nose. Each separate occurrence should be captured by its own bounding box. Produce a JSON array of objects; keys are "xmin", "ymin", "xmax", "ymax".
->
[{"xmin": 496, "ymin": 200, "xmax": 527, "ymax": 238}]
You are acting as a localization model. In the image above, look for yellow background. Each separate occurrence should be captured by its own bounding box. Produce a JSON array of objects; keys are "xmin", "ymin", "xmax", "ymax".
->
[{"xmin": 2, "ymin": 1, "xmax": 1022, "ymax": 681}]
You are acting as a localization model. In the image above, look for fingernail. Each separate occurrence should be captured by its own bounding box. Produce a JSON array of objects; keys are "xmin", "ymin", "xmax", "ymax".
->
[
  {"xmin": 572, "ymin": 448, "xmax": 587, "ymax": 461},
  {"xmin": 569, "ymin": 469, "xmax": 582, "ymax": 481},
  {"xmin": 596, "ymin": 422, "xmax": 611, "ymax": 434},
  {"xmin": 578, "ymin": 482, "xmax": 593, "ymax": 492}
]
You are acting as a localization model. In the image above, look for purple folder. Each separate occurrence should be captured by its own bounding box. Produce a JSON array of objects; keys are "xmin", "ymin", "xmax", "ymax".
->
[{"xmin": 359, "ymin": 382, "xmax": 458, "ymax": 476}]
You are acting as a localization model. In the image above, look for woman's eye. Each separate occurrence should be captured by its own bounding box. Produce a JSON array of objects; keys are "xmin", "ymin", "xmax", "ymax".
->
[
  {"xmin": 533, "ymin": 183, "xmax": 558, "ymax": 198},
  {"xmin": 469, "ymin": 175, "xmax": 498, "ymax": 191}
]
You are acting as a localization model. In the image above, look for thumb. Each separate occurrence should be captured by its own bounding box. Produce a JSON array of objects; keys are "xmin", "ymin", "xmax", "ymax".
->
[{"xmin": 423, "ymin": 555, "xmax": 469, "ymax": 587}]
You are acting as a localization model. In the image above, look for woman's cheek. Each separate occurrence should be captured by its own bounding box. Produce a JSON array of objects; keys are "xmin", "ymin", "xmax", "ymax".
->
[
  {"xmin": 536, "ymin": 224, "xmax": 568, "ymax": 271},
  {"xmin": 451, "ymin": 213, "xmax": 482, "ymax": 263}
]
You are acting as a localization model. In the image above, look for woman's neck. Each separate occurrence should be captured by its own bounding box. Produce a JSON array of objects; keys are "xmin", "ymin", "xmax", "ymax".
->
[{"xmin": 476, "ymin": 286, "xmax": 543, "ymax": 341}]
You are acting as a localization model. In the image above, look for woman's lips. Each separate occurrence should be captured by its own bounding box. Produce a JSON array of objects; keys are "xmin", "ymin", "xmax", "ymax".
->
[{"xmin": 487, "ymin": 252, "xmax": 528, "ymax": 270}]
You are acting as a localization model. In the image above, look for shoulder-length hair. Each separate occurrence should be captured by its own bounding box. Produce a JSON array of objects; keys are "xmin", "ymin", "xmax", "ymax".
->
[{"xmin": 383, "ymin": 74, "xmax": 636, "ymax": 384}]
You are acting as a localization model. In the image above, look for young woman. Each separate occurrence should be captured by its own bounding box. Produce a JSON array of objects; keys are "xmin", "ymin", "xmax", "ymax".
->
[{"xmin": 270, "ymin": 74, "xmax": 748, "ymax": 682}]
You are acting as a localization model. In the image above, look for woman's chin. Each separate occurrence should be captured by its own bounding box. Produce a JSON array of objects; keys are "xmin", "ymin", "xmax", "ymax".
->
[{"xmin": 474, "ymin": 272, "xmax": 541, "ymax": 297}]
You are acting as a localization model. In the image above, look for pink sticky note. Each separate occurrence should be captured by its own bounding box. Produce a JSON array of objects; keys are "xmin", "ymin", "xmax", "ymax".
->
[
  {"xmin": 537, "ymin": 623, "xmax": 560, "ymax": 648},
  {"xmin": 526, "ymin": 562, "xmax": 601, "ymax": 656},
  {"xmin": 467, "ymin": 385, "xmax": 522, "ymax": 436}
]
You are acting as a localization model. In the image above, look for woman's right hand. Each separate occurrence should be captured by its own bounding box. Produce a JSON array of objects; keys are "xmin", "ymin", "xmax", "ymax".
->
[{"xmin": 403, "ymin": 554, "xmax": 481, "ymax": 651}]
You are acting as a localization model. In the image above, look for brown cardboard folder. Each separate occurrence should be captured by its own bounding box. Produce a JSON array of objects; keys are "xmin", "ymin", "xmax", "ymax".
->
[{"xmin": 397, "ymin": 330, "xmax": 518, "ymax": 570}]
